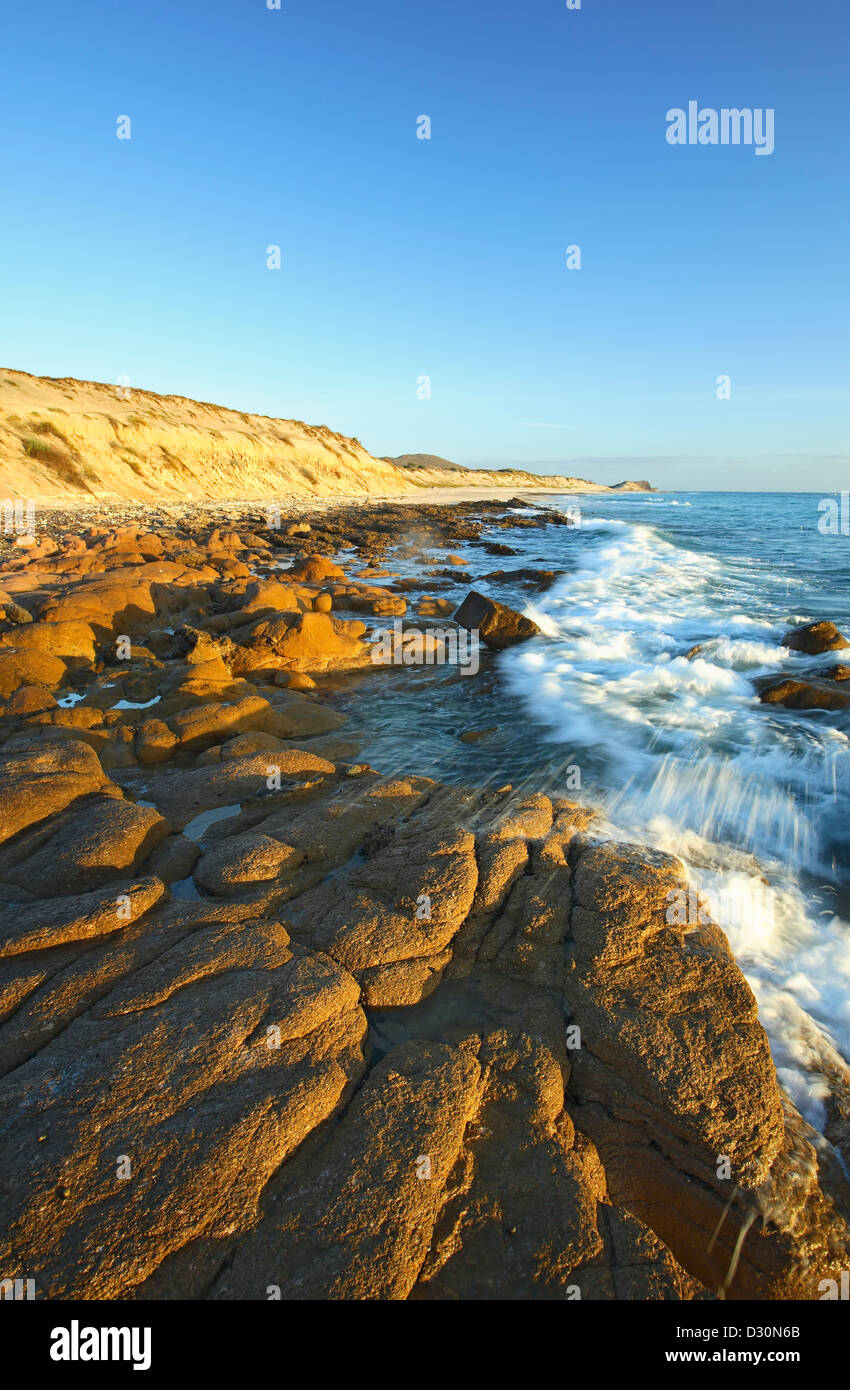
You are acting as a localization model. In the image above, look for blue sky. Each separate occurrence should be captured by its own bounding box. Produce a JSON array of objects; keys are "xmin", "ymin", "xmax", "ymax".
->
[{"xmin": 1, "ymin": 0, "xmax": 847, "ymax": 490}]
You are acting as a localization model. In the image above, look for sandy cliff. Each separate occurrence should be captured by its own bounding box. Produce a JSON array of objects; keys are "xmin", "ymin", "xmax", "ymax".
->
[{"xmin": 0, "ymin": 369, "xmax": 651, "ymax": 502}]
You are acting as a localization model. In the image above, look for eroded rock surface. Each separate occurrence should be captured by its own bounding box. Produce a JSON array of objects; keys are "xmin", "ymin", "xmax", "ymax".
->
[{"xmin": 0, "ymin": 507, "xmax": 847, "ymax": 1304}]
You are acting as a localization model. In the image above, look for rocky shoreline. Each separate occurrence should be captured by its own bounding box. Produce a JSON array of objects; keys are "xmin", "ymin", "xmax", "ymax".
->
[{"xmin": 0, "ymin": 496, "xmax": 848, "ymax": 1301}]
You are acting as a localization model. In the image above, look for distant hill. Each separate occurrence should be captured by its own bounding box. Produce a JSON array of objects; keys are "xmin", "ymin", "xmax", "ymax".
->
[
  {"xmin": 384, "ymin": 453, "xmax": 468, "ymax": 472},
  {"xmin": 384, "ymin": 454, "xmax": 655, "ymax": 493},
  {"xmin": 0, "ymin": 368, "xmax": 653, "ymax": 501}
]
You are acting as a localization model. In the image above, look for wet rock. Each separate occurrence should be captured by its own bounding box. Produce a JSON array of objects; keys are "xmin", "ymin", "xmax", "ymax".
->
[
  {"xmin": 782, "ymin": 621, "xmax": 850, "ymax": 655},
  {"xmin": 562, "ymin": 839, "xmax": 848, "ymax": 1297},
  {"xmin": 812, "ymin": 664, "xmax": 850, "ymax": 681},
  {"xmin": 757, "ymin": 678, "xmax": 850, "ymax": 711},
  {"xmin": 455, "ymin": 590, "xmax": 540, "ymax": 649},
  {"xmin": 480, "ymin": 567, "xmax": 564, "ymax": 592}
]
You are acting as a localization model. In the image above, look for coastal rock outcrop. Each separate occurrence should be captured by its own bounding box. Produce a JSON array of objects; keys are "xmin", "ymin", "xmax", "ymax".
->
[
  {"xmin": 757, "ymin": 677, "xmax": 850, "ymax": 711},
  {"xmin": 0, "ymin": 501, "xmax": 846, "ymax": 1305},
  {"xmin": 782, "ymin": 621, "xmax": 850, "ymax": 656},
  {"xmin": 455, "ymin": 590, "xmax": 541, "ymax": 649}
]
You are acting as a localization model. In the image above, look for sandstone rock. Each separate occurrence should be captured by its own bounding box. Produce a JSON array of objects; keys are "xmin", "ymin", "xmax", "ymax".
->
[
  {"xmin": 114, "ymin": 749, "xmax": 335, "ymax": 829},
  {"xmin": 215, "ymin": 578, "xmax": 302, "ymax": 615},
  {"xmin": 348, "ymin": 591, "xmax": 407, "ymax": 617},
  {"xmin": 0, "ymin": 739, "xmax": 111, "ymax": 847},
  {"xmin": 210, "ymin": 1040, "xmax": 483, "ymax": 1299},
  {"xmin": 3, "ymin": 685, "xmax": 58, "ymax": 715},
  {"xmin": 562, "ymin": 839, "xmax": 848, "ymax": 1297},
  {"xmin": 0, "ymin": 876, "xmax": 166, "ymax": 958},
  {"xmin": 272, "ymin": 611, "xmax": 370, "ymax": 672},
  {"xmin": 194, "ymin": 833, "xmax": 302, "ymax": 896},
  {"xmin": 0, "ymin": 600, "xmax": 32, "ymax": 624},
  {"xmin": 0, "ymin": 647, "xmax": 67, "ymax": 697},
  {"xmin": 136, "ymin": 717, "xmax": 180, "ymax": 764},
  {"xmin": 287, "ymin": 554, "xmax": 346, "ymax": 583},
  {"xmin": 37, "ymin": 562, "xmax": 215, "ymax": 639},
  {"xmin": 0, "ymin": 618, "xmax": 97, "ymax": 664},
  {"xmin": 163, "ymin": 693, "xmax": 344, "ymax": 754},
  {"xmin": 757, "ymin": 678, "xmax": 850, "ymax": 711},
  {"xmin": 0, "ymin": 925, "xmax": 366, "ymax": 1297},
  {"xmin": 417, "ymin": 596, "xmax": 455, "ymax": 618},
  {"xmin": 145, "ymin": 834, "xmax": 200, "ymax": 884},
  {"xmin": 0, "ymin": 794, "xmax": 170, "ymax": 897},
  {"xmin": 455, "ymin": 590, "xmax": 540, "ymax": 649},
  {"xmin": 285, "ymin": 798, "xmax": 478, "ymax": 997},
  {"xmin": 782, "ymin": 621, "xmax": 850, "ymax": 655}
]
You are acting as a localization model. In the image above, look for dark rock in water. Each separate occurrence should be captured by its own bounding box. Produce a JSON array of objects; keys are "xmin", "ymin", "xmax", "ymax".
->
[
  {"xmin": 813, "ymin": 664, "xmax": 850, "ymax": 682},
  {"xmin": 480, "ymin": 568, "xmax": 564, "ymax": 592},
  {"xmin": 683, "ymin": 644, "xmax": 705, "ymax": 660},
  {"xmin": 454, "ymin": 591, "xmax": 540, "ymax": 649},
  {"xmin": 424, "ymin": 569, "xmax": 469, "ymax": 584},
  {"xmin": 782, "ymin": 621, "xmax": 850, "ymax": 656},
  {"xmin": 478, "ymin": 541, "xmax": 518, "ymax": 556},
  {"xmin": 756, "ymin": 677, "xmax": 850, "ymax": 711}
]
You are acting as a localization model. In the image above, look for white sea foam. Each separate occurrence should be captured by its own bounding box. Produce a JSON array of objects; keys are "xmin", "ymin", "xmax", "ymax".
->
[{"xmin": 504, "ymin": 512, "xmax": 850, "ymax": 1127}]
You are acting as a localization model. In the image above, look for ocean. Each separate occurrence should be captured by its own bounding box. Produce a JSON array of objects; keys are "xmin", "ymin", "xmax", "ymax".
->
[{"xmin": 331, "ymin": 491, "xmax": 850, "ymax": 1134}]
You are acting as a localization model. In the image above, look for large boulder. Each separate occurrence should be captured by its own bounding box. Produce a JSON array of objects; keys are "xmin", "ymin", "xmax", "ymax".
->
[
  {"xmin": 757, "ymin": 677, "xmax": 850, "ymax": 711},
  {"xmin": 287, "ymin": 554, "xmax": 346, "ymax": 583},
  {"xmin": 455, "ymin": 590, "xmax": 540, "ymax": 649},
  {"xmin": 782, "ymin": 621, "xmax": 850, "ymax": 656},
  {"xmin": 271, "ymin": 611, "xmax": 370, "ymax": 673}
]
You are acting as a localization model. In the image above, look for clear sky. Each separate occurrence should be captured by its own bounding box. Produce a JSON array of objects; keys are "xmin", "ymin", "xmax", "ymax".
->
[{"xmin": 1, "ymin": 0, "xmax": 847, "ymax": 490}]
